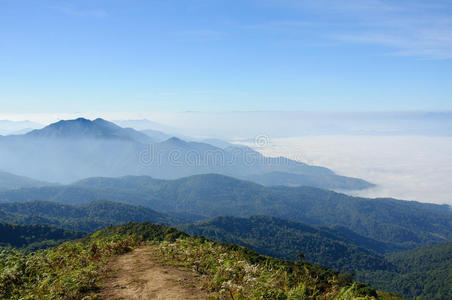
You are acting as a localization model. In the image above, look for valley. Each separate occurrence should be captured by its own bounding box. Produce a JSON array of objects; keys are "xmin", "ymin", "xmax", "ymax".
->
[{"xmin": 0, "ymin": 119, "xmax": 451, "ymax": 299}]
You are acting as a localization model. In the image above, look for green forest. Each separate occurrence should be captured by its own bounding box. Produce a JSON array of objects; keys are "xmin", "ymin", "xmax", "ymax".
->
[
  {"xmin": 1, "ymin": 174, "xmax": 452, "ymax": 298},
  {"xmin": 0, "ymin": 222, "xmax": 390, "ymax": 299}
]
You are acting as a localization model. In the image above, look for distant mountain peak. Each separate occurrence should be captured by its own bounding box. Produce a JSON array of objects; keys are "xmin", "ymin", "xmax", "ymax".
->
[
  {"xmin": 163, "ymin": 137, "xmax": 187, "ymax": 145},
  {"xmin": 25, "ymin": 118, "xmax": 153, "ymax": 143},
  {"xmin": 93, "ymin": 118, "xmax": 112, "ymax": 124}
]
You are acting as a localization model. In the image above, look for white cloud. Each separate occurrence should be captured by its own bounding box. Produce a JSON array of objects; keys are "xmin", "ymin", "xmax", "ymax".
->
[
  {"xmin": 243, "ymin": 135, "xmax": 452, "ymax": 205},
  {"xmin": 53, "ymin": 3, "xmax": 108, "ymax": 18},
  {"xmin": 252, "ymin": 0, "xmax": 452, "ymax": 59}
]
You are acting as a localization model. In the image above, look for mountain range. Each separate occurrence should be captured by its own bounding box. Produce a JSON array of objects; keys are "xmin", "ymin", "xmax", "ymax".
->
[
  {"xmin": 0, "ymin": 118, "xmax": 373, "ymax": 190},
  {"xmin": 1, "ymin": 117, "xmax": 451, "ymax": 299},
  {"xmin": 180, "ymin": 215, "xmax": 393, "ymax": 273},
  {"xmin": 0, "ymin": 200, "xmax": 180, "ymax": 232},
  {"xmin": 0, "ymin": 196, "xmax": 450, "ymax": 299},
  {"xmin": 0, "ymin": 170, "xmax": 51, "ymax": 192},
  {"xmin": 0, "ymin": 120, "xmax": 42, "ymax": 136},
  {"xmin": 0, "ymin": 173, "xmax": 450, "ymax": 252}
]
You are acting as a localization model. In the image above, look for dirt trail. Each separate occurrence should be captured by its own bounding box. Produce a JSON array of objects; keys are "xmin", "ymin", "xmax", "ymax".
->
[{"xmin": 98, "ymin": 246, "xmax": 210, "ymax": 300}]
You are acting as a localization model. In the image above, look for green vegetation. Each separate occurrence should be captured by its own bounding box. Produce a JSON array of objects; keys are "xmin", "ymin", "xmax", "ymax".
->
[
  {"xmin": 0, "ymin": 232, "xmax": 136, "ymax": 299},
  {"xmin": 358, "ymin": 241, "xmax": 452, "ymax": 300},
  {"xmin": 1, "ymin": 173, "xmax": 451, "ymax": 299},
  {"xmin": 0, "ymin": 223, "xmax": 84, "ymax": 251},
  {"xmin": 182, "ymin": 215, "xmax": 452, "ymax": 299},
  {"xmin": 0, "ymin": 200, "xmax": 178, "ymax": 232},
  {"xmin": 180, "ymin": 215, "xmax": 394, "ymax": 273},
  {"xmin": 1, "ymin": 174, "xmax": 451, "ymax": 252},
  {"xmin": 0, "ymin": 223, "xmax": 184, "ymax": 299},
  {"xmin": 156, "ymin": 236, "xmax": 378, "ymax": 299},
  {"xmin": 0, "ymin": 222, "xmax": 388, "ymax": 299}
]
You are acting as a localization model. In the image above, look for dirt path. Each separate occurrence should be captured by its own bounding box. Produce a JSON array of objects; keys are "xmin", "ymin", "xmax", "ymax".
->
[{"xmin": 98, "ymin": 246, "xmax": 210, "ymax": 300}]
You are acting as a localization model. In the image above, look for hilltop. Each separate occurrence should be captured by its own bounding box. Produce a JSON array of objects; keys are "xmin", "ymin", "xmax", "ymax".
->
[{"xmin": 0, "ymin": 222, "xmax": 394, "ymax": 299}]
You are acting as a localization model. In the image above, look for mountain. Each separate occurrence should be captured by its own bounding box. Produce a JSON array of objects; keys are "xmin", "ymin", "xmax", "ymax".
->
[
  {"xmin": 0, "ymin": 118, "xmax": 373, "ymax": 189},
  {"xmin": 359, "ymin": 241, "xmax": 452, "ymax": 299},
  {"xmin": 0, "ymin": 174, "xmax": 450, "ymax": 252},
  {"xmin": 0, "ymin": 118, "xmax": 152, "ymax": 182},
  {"xmin": 0, "ymin": 170, "xmax": 50, "ymax": 192},
  {"xmin": 139, "ymin": 136, "xmax": 374, "ymax": 190},
  {"xmin": 243, "ymin": 171, "xmax": 373, "ymax": 190},
  {"xmin": 141, "ymin": 129, "xmax": 172, "ymax": 142},
  {"xmin": 180, "ymin": 215, "xmax": 394, "ymax": 273},
  {"xmin": 0, "ymin": 222, "xmax": 84, "ymax": 251},
  {"xmin": 26, "ymin": 118, "xmax": 154, "ymax": 143},
  {"xmin": 0, "ymin": 200, "xmax": 179, "ymax": 232},
  {"xmin": 0, "ymin": 222, "xmax": 386, "ymax": 299},
  {"xmin": 0, "ymin": 120, "xmax": 42, "ymax": 136}
]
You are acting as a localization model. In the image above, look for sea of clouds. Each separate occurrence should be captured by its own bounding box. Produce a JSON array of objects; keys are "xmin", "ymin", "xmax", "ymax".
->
[{"xmin": 242, "ymin": 135, "xmax": 452, "ymax": 205}]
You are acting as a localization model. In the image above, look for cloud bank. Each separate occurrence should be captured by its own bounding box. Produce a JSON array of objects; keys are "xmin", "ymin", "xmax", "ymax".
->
[{"xmin": 243, "ymin": 135, "xmax": 452, "ymax": 205}]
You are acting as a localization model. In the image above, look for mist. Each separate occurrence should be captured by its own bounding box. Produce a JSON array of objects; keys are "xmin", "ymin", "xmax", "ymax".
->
[
  {"xmin": 1, "ymin": 112, "xmax": 451, "ymax": 205},
  {"xmin": 241, "ymin": 135, "xmax": 452, "ymax": 205}
]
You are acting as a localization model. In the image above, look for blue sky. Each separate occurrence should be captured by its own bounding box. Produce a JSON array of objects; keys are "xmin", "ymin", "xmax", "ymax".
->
[{"xmin": 1, "ymin": 0, "xmax": 452, "ymax": 113}]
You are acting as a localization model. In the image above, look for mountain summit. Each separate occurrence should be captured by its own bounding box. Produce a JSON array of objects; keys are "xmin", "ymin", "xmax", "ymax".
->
[
  {"xmin": 26, "ymin": 118, "xmax": 153, "ymax": 144},
  {"xmin": 0, "ymin": 118, "xmax": 374, "ymax": 188}
]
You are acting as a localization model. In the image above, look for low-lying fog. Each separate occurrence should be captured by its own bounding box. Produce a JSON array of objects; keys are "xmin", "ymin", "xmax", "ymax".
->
[{"xmin": 240, "ymin": 135, "xmax": 452, "ymax": 205}]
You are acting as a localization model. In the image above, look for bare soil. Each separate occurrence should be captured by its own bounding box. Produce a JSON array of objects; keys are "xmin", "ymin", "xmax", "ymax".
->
[{"xmin": 98, "ymin": 246, "xmax": 210, "ymax": 300}]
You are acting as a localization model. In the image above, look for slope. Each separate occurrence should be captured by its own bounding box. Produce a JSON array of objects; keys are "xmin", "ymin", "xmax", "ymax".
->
[
  {"xmin": 0, "ymin": 170, "xmax": 50, "ymax": 192},
  {"xmin": 359, "ymin": 241, "xmax": 452, "ymax": 300},
  {"xmin": 180, "ymin": 215, "xmax": 394, "ymax": 273},
  {"xmin": 0, "ymin": 223, "xmax": 84, "ymax": 251},
  {"xmin": 0, "ymin": 200, "xmax": 178, "ymax": 232},
  {"xmin": 0, "ymin": 174, "xmax": 450, "ymax": 252},
  {"xmin": 0, "ymin": 118, "xmax": 373, "ymax": 189},
  {"xmin": 0, "ymin": 222, "xmax": 386, "ymax": 299}
]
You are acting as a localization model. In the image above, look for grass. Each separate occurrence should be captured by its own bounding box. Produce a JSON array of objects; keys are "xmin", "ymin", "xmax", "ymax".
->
[
  {"xmin": 154, "ymin": 237, "xmax": 380, "ymax": 299},
  {"xmin": 0, "ymin": 223, "xmax": 398, "ymax": 299}
]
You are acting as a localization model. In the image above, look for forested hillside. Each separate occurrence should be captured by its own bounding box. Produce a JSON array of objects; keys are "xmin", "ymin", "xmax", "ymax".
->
[
  {"xmin": 181, "ymin": 214, "xmax": 452, "ymax": 299},
  {"xmin": 1, "ymin": 174, "xmax": 450, "ymax": 252},
  {"xmin": 0, "ymin": 223, "xmax": 84, "ymax": 251},
  {"xmin": 0, "ymin": 174, "xmax": 450, "ymax": 299},
  {"xmin": 181, "ymin": 215, "xmax": 394, "ymax": 273},
  {"xmin": 0, "ymin": 222, "xmax": 390, "ymax": 299},
  {"xmin": 0, "ymin": 200, "xmax": 178, "ymax": 232},
  {"xmin": 358, "ymin": 241, "xmax": 452, "ymax": 299}
]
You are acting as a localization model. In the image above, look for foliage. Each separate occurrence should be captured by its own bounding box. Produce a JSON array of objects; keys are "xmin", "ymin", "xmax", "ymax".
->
[
  {"xmin": 155, "ymin": 237, "xmax": 380, "ymax": 299},
  {"xmin": 1, "ymin": 173, "xmax": 450, "ymax": 252},
  {"xmin": 180, "ymin": 215, "xmax": 394, "ymax": 273},
  {"xmin": 0, "ymin": 222, "xmax": 389, "ymax": 299},
  {"xmin": 0, "ymin": 222, "xmax": 84, "ymax": 251},
  {"xmin": 0, "ymin": 200, "xmax": 178, "ymax": 232},
  {"xmin": 358, "ymin": 241, "xmax": 452, "ymax": 300},
  {"xmin": 0, "ymin": 234, "xmax": 136, "ymax": 299}
]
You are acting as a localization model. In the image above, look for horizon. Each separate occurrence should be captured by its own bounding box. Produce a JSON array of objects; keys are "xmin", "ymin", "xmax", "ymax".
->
[{"xmin": 1, "ymin": 114, "xmax": 452, "ymax": 206}]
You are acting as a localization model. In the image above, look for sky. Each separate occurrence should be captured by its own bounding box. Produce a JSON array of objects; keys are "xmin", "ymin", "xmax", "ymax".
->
[{"xmin": 1, "ymin": 0, "xmax": 452, "ymax": 113}]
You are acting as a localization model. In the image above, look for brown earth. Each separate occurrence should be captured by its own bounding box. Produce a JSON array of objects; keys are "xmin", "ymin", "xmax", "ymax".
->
[{"xmin": 98, "ymin": 246, "xmax": 211, "ymax": 300}]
